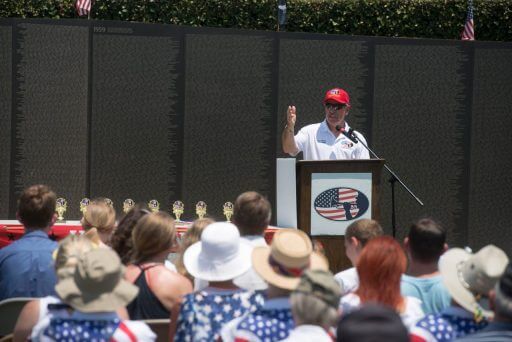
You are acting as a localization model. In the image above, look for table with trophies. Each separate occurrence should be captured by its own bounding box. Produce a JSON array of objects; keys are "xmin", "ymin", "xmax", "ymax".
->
[{"xmin": 0, "ymin": 197, "xmax": 278, "ymax": 248}]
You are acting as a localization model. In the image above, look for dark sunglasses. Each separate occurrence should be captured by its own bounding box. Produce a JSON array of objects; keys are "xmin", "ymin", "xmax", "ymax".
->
[{"xmin": 325, "ymin": 103, "xmax": 346, "ymax": 111}]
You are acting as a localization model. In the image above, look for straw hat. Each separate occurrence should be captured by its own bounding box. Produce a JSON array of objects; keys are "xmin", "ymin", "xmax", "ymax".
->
[
  {"xmin": 183, "ymin": 222, "xmax": 253, "ymax": 282},
  {"xmin": 252, "ymin": 229, "xmax": 328, "ymax": 290},
  {"xmin": 55, "ymin": 248, "xmax": 138, "ymax": 312},
  {"xmin": 439, "ymin": 245, "xmax": 509, "ymax": 318}
]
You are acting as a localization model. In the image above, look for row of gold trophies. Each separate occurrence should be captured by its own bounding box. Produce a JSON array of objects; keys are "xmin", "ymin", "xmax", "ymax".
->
[{"xmin": 54, "ymin": 197, "xmax": 234, "ymax": 222}]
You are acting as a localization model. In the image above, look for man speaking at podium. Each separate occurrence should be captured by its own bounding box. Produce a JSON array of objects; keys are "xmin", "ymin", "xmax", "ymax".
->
[{"xmin": 282, "ymin": 88, "xmax": 370, "ymax": 160}]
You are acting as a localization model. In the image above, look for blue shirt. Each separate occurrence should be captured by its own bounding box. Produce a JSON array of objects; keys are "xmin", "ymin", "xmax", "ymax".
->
[
  {"xmin": 410, "ymin": 306, "xmax": 489, "ymax": 341},
  {"xmin": 401, "ymin": 274, "xmax": 451, "ymax": 314},
  {"xmin": 233, "ymin": 297, "xmax": 295, "ymax": 341},
  {"xmin": 0, "ymin": 230, "xmax": 58, "ymax": 300},
  {"xmin": 175, "ymin": 288, "xmax": 264, "ymax": 342},
  {"xmin": 455, "ymin": 322, "xmax": 512, "ymax": 341}
]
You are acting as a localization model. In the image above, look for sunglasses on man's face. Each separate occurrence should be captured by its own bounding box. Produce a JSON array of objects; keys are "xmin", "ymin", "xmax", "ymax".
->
[{"xmin": 325, "ymin": 103, "xmax": 346, "ymax": 112}]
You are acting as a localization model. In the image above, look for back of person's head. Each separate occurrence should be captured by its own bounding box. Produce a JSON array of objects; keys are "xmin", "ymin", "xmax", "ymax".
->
[
  {"xmin": 345, "ymin": 219, "xmax": 383, "ymax": 247},
  {"xmin": 131, "ymin": 211, "xmax": 176, "ymax": 263},
  {"xmin": 494, "ymin": 262, "xmax": 512, "ymax": 320},
  {"xmin": 356, "ymin": 236, "xmax": 407, "ymax": 309},
  {"xmin": 336, "ymin": 304, "xmax": 409, "ymax": 342},
  {"xmin": 110, "ymin": 204, "xmax": 149, "ymax": 264},
  {"xmin": 54, "ymin": 235, "xmax": 94, "ymax": 280},
  {"xmin": 81, "ymin": 199, "xmax": 116, "ymax": 234},
  {"xmin": 407, "ymin": 217, "xmax": 446, "ymax": 263},
  {"xmin": 17, "ymin": 184, "xmax": 56, "ymax": 229},
  {"xmin": 232, "ymin": 191, "xmax": 271, "ymax": 236},
  {"xmin": 175, "ymin": 218, "xmax": 214, "ymax": 279},
  {"xmin": 291, "ymin": 269, "xmax": 341, "ymax": 328}
]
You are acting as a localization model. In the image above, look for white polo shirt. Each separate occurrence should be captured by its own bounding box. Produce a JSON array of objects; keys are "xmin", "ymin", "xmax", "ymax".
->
[{"xmin": 293, "ymin": 120, "xmax": 370, "ymax": 160}]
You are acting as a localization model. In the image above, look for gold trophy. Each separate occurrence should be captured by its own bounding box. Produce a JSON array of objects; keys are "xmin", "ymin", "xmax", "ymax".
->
[
  {"xmin": 79, "ymin": 198, "xmax": 90, "ymax": 215},
  {"xmin": 123, "ymin": 199, "xmax": 135, "ymax": 213},
  {"xmin": 195, "ymin": 201, "xmax": 207, "ymax": 219},
  {"xmin": 223, "ymin": 202, "xmax": 234, "ymax": 222},
  {"xmin": 104, "ymin": 198, "xmax": 114, "ymax": 208},
  {"xmin": 55, "ymin": 198, "xmax": 67, "ymax": 222},
  {"xmin": 148, "ymin": 199, "xmax": 160, "ymax": 213},
  {"xmin": 172, "ymin": 201, "xmax": 184, "ymax": 222}
]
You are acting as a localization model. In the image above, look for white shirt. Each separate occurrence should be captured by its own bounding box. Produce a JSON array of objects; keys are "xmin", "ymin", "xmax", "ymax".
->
[
  {"xmin": 334, "ymin": 267, "xmax": 359, "ymax": 296},
  {"xmin": 234, "ymin": 235, "xmax": 268, "ymax": 291},
  {"xmin": 294, "ymin": 121, "xmax": 370, "ymax": 160},
  {"xmin": 279, "ymin": 325, "xmax": 333, "ymax": 342},
  {"xmin": 340, "ymin": 293, "xmax": 424, "ymax": 330}
]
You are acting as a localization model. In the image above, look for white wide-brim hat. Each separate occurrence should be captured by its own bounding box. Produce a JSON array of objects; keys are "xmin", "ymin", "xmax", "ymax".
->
[
  {"xmin": 184, "ymin": 222, "xmax": 253, "ymax": 282},
  {"xmin": 439, "ymin": 245, "xmax": 509, "ymax": 318}
]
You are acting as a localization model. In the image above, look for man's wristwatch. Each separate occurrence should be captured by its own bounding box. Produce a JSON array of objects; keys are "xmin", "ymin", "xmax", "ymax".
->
[{"xmin": 285, "ymin": 125, "xmax": 294, "ymax": 133}]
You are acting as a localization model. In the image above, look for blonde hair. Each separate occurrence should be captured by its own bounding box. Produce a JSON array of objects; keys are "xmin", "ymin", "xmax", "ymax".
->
[
  {"xmin": 81, "ymin": 201, "xmax": 116, "ymax": 234},
  {"xmin": 54, "ymin": 235, "xmax": 94, "ymax": 280},
  {"xmin": 131, "ymin": 211, "xmax": 176, "ymax": 263},
  {"xmin": 175, "ymin": 218, "xmax": 214, "ymax": 279}
]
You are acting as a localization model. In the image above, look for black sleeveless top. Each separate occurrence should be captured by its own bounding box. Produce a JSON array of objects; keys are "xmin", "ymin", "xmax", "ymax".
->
[{"xmin": 126, "ymin": 264, "xmax": 170, "ymax": 319}]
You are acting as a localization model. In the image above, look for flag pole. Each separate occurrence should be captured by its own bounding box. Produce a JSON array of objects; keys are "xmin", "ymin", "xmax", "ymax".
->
[{"xmin": 278, "ymin": 0, "xmax": 286, "ymax": 32}]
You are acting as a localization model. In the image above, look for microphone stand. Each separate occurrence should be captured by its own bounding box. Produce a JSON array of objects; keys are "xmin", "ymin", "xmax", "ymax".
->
[{"xmin": 339, "ymin": 127, "xmax": 424, "ymax": 238}]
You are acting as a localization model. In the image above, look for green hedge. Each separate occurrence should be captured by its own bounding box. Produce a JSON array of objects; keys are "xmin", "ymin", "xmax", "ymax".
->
[{"xmin": 1, "ymin": 0, "xmax": 511, "ymax": 41}]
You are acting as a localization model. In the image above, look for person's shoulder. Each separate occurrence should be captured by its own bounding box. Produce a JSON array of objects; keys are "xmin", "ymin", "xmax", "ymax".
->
[
  {"xmin": 299, "ymin": 122, "xmax": 322, "ymax": 133},
  {"xmin": 150, "ymin": 265, "xmax": 193, "ymax": 293},
  {"xmin": 334, "ymin": 267, "xmax": 358, "ymax": 294}
]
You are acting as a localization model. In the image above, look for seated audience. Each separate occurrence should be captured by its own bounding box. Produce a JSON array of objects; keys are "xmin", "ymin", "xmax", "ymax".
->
[
  {"xmin": 334, "ymin": 219, "xmax": 383, "ymax": 295},
  {"xmin": 171, "ymin": 222, "xmax": 264, "ymax": 342},
  {"xmin": 13, "ymin": 235, "xmax": 95, "ymax": 341},
  {"xmin": 174, "ymin": 217, "xmax": 215, "ymax": 290},
  {"xmin": 337, "ymin": 304, "xmax": 409, "ymax": 342},
  {"xmin": 80, "ymin": 199, "xmax": 116, "ymax": 246},
  {"xmin": 0, "ymin": 184, "xmax": 58, "ymax": 300},
  {"xmin": 281, "ymin": 269, "xmax": 341, "ymax": 341},
  {"xmin": 31, "ymin": 248, "xmax": 155, "ymax": 341},
  {"xmin": 410, "ymin": 244, "xmax": 509, "ymax": 341},
  {"xmin": 110, "ymin": 204, "xmax": 149, "ymax": 264},
  {"xmin": 125, "ymin": 212, "xmax": 192, "ymax": 319},
  {"xmin": 221, "ymin": 228, "xmax": 329, "ymax": 342},
  {"xmin": 456, "ymin": 262, "xmax": 512, "ymax": 341},
  {"xmin": 340, "ymin": 236, "xmax": 424, "ymax": 329},
  {"xmin": 232, "ymin": 191, "xmax": 271, "ymax": 291},
  {"xmin": 401, "ymin": 218, "xmax": 451, "ymax": 314}
]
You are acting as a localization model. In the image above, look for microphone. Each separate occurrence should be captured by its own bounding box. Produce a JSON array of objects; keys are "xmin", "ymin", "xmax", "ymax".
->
[{"xmin": 335, "ymin": 125, "xmax": 358, "ymax": 144}]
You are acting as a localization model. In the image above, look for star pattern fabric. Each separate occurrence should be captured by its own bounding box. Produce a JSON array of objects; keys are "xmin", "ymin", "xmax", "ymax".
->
[
  {"xmin": 175, "ymin": 289, "xmax": 264, "ymax": 342},
  {"xmin": 410, "ymin": 311, "xmax": 489, "ymax": 342},
  {"xmin": 42, "ymin": 318, "xmax": 120, "ymax": 341},
  {"xmin": 233, "ymin": 307, "xmax": 295, "ymax": 342}
]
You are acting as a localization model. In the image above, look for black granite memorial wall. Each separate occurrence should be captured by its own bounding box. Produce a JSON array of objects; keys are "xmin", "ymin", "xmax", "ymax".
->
[{"xmin": 1, "ymin": 18, "xmax": 511, "ymax": 251}]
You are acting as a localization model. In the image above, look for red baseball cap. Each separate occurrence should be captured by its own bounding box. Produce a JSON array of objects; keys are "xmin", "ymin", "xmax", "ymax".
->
[{"xmin": 323, "ymin": 88, "xmax": 350, "ymax": 105}]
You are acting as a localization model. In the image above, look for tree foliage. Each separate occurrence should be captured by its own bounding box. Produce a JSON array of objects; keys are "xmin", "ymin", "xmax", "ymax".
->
[{"xmin": 1, "ymin": 0, "xmax": 511, "ymax": 41}]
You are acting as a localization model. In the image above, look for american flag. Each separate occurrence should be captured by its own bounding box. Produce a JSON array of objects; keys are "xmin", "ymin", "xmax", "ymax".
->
[
  {"xmin": 461, "ymin": 0, "xmax": 474, "ymax": 41},
  {"xmin": 76, "ymin": 0, "xmax": 92, "ymax": 17},
  {"xmin": 314, "ymin": 188, "xmax": 360, "ymax": 221}
]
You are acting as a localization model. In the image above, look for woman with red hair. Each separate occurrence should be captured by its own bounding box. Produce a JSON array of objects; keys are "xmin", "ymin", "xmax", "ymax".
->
[{"xmin": 339, "ymin": 236, "xmax": 424, "ymax": 329}]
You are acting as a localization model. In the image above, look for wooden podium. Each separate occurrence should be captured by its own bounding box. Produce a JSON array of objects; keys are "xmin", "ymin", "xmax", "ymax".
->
[{"xmin": 296, "ymin": 159, "xmax": 385, "ymax": 273}]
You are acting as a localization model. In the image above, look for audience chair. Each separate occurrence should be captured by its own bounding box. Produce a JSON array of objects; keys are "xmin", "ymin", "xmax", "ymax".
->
[
  {"xmin": 142, "ymin": 319, "xmax": 170, "ymax": 342},
  {"xmin": 0, "ymin": 297, "xmax": 34, "ymax": 336}
]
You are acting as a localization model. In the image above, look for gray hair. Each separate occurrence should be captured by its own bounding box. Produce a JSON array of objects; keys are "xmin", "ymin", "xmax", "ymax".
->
[
  {"xmin": 495, "ymin": 283, "xmax": 512, "ymax": 319},
  {"xmin": 290, "ymin": 292, "xmax": 339, "ymax": 328}
]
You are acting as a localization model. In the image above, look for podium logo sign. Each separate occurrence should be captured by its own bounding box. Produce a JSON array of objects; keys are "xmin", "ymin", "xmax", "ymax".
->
[{"xmin": 314, "ymin": 187, "xmax": 369, "ymax": 221}]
